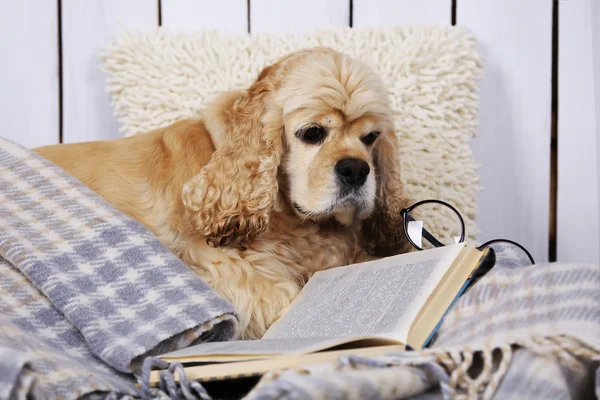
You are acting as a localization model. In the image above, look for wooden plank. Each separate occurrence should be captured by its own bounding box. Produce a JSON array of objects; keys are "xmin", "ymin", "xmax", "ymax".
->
[
  {"xmin": 61, "ymin": 0, "xmax": 157, "ymax": 143},
  {"xmin": 0, "ymin": 1, "xmax": 59, "ymax": 148},
  {"xmin": 161, "ymin": 0, "xmax": 247, "ymax": 32},
  {"xmin": 557, "ymin": 0, "xmax": 600, "ymax": 264},
  {"xmin": 458, "ymin": 0, "xmax": 552, "ymax": 263},
  {"xmin": 594, "ymin": 1, "xmax": 600, "ymax": 264},
  {"xmin": 353, "ymin": 0, "xmax": 451, "ymax": 26},
  {"xmin": 250, "ymin": 0, "xmax": 349, "ymax": 34}
]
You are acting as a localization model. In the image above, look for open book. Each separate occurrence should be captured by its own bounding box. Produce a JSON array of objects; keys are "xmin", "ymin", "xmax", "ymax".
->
[{"xmin": 150, "ymin": 243, "xmax": 493, "ymax": 384}]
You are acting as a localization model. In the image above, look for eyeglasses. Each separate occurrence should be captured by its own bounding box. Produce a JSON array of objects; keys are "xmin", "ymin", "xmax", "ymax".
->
[{"xmin": 400, "ymin": 199, "xmax": 535, "ymax": 265}]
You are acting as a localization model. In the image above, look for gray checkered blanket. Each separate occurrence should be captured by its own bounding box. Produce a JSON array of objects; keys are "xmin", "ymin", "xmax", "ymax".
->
[{"xmin": 0, "ymin": 138, "xmax": 237, "ymax": 399}]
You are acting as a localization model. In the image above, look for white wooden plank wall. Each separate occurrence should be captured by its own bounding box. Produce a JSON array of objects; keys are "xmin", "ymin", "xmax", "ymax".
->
[
  {"xmin": 353, "ymin": 0, "xmax": 450, "ymax": 26},
  {"xmin": 0, "ymin": 0, "xmax": 59, "ymax": 148},
  {"xmin": 595, "ymin": 1, "xmax": 600, "ymax": 265},
  {"xmin": 62, "ymin": 0, "xmax": 157, "ymax": 143},
  {"xmin": 558, "ymin": 0, "xmax": 600, "ymax": 265},
  {"xmin": 1, "ymin": 1, "xmax": 598, "ymax": 264},
  {"xmin": 250, "ymin": 0, "xmax": 348, "ymax": 33},
  {"xmin": 161, "ymin": 0, "xmax": 247, "ymax": 33},
  {"xmin": 458, "ymin": 0, "xmax": 553, "ymax": 263}
]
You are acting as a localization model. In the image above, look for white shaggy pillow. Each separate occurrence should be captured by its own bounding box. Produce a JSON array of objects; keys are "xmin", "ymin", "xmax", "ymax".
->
[{"xmin": 101, "ymin": 26, "xmax": 483, "ymax": 242}]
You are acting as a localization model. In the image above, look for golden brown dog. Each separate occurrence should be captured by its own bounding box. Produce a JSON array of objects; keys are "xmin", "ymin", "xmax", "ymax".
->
[{"xmin": 35, "ymin": 47, "xmax": 411, "ymax": 339}]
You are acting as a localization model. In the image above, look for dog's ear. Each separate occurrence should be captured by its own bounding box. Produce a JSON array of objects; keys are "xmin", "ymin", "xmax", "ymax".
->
[
  {"xmin": 362, "ymin": 127, "xmax": 413, "ymax": 256},
  {"xmin": 182, "ymin": 65, "xmax": 283, "ymax": 249}
]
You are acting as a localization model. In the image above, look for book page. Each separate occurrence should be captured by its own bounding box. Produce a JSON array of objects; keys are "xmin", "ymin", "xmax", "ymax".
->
[
  {"xmin": 150, "ymin": 345, "xmax": 408, "ymax": 384},
  {"xmin": 263, "ymin": 244, "xmax": 465, "ymax": 342},
  {"xmin": 159, "ymin": 337, "xmax": 345, "ymax": 360}
]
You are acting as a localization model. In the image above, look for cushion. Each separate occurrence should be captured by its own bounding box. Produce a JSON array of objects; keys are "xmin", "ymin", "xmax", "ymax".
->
[{"xmin": 101, "ymin": 26, "xmax": 483, "ymax": 242}]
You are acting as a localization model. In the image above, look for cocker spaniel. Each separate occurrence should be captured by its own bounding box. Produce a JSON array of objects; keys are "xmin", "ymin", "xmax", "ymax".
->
[{"xmin": 35, "ymin": 47, "xmax": 412, "ymax": 339}]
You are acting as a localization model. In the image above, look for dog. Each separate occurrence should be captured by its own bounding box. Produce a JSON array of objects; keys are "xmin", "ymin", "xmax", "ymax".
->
[{"xmin": 34, "ymin": 47, "xmax": 412, "ymax": 339}]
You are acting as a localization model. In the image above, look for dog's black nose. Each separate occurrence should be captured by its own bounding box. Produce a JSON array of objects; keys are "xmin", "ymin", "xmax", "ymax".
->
[{"xmin": 335, "ymin": 158, "xmax": 370, "ymax": 188}]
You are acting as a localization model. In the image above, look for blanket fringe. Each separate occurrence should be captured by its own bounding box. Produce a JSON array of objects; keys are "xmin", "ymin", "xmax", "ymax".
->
[
  {"xmin": 433, "ymin": 344, "xmax": 512, "ymax": 400},
  {"xmin": 141, "ymin": 357, "xmax": 212, "ymax": 400},
  {"xmin": 139, "ymin": 334, "xmax": 600, "ymax": 400},
  {"xmin": 429, "ymin": 334, "xmax": 600, "ymax": 400}
]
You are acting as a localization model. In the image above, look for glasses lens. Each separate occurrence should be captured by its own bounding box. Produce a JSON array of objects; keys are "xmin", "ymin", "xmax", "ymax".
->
[
  {"xmin": 485, "ymin": 241, "xmax": 534, "ymax": 266},
  {"xmin": 406, "ymin": 202, "xmax": 465, "ymax": 249}
]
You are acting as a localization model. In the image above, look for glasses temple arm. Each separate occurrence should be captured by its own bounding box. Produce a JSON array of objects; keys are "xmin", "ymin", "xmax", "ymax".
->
[{"xmin": 404, "ymin": 214, "xmax": 446, "ymax": 248}]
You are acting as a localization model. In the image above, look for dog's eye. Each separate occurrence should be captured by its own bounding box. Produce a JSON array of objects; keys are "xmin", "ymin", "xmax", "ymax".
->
[
  {"xmin": 297, "ymin": 126, "xmax": 326, "ymax": 145},
  {"xmin": 361, "ymin": 131, "xmax": 380, "ymax": 146}
]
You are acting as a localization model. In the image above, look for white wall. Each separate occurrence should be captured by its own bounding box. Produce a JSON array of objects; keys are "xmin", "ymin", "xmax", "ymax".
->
[
  {"xmin": 61, "ymin": 0, "xmax": 157, "ymax": 143},
  {"xmin": 558, "ymin": 0, "xmax": 600, "ymax": 265},
  {"xmin": 594, "ymin": 1, "xmax": 600, "ymax": 264},
  {"xmin": 0, "ymin": 1, "xmax": 59, "ymax": 148},
  {"xmin": 459, "ymin": 0, "xmax": 553, "ymax": 263}
]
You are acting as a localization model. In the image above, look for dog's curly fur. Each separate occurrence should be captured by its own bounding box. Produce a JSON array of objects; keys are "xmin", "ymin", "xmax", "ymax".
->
[{"xmin": 35, "ymin": 47, "xmax": 412, "ymax": 339}]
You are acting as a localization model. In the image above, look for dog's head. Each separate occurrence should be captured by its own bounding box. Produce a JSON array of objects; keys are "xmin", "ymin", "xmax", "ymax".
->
[{"xmin": 183, "ymin": 47, "xmax": 411, "ymax": 256}]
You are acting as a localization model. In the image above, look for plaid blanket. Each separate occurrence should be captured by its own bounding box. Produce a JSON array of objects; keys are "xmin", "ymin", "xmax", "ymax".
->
[
  {"xmin": 0, "ymin": 139, "xmax": 237, "ymax": 399},
  {"xmin": 239, "ymin": 244, "xmax": 600, "ymax": 399},
  {"xmin": 3, "ymin": 137, "xmax": 600, "ymax": 399}
]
